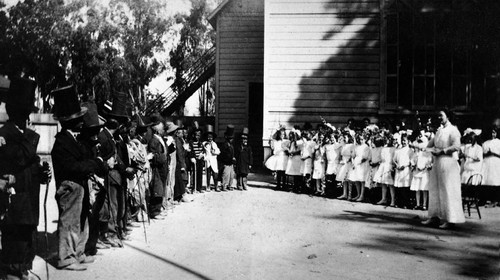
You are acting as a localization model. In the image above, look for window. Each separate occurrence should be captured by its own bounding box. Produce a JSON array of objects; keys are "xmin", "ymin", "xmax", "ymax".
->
[{"xmin": 383, "ymin": 0, "xmax": 500, "ymax": 111}]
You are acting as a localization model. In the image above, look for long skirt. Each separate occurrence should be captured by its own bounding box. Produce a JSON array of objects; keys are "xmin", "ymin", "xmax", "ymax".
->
[{"xmin": 427, "ymin": 156, "xmax": 465, "ymax": 224}]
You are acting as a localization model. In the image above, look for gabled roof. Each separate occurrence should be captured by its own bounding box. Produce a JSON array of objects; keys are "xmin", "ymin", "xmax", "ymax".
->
[{"xmin": 208, "ymin": 0, "xmax": 231, "ymax": 28}]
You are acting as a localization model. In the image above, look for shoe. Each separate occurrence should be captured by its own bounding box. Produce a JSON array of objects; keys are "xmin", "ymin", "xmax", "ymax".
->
[
  {"xmin": 421, "ymin": 217, "xmax": 439, "ymax": 226},
  {"xmin": 96, "ymin": 240, "xmax": 110, "ymax": 250},
  {"xmin": 127, "ymin": 222, "xmax": 141, "ymax": 228},
  {"xmin": 181, "ymin": 196, "xmax": 193, "ymax": 203},
  {"xmin": 422, "ymin": 206, "xmax": 427, "ymax": 211},
  {"xmin": 151, "ymin": 215, "xmax": 165, "ymax": 220},
  {"xmin": 80, "ymin": 255, "xmax": 95, "ymax": 264},
  {"xmin": 376, "ymin": 200, "xmax": 387, "ymax": 205},
  {"xmin": 159, "ymin": 211, "xmax": 169, "ymax": 216},
  {"xmin": 337, "ymin": 195, "xmax": 347, "ymax": 200},
  {"xmin": 389, "ymin": 203, "xmax": 396, "ymax": 207},
  {"xmin": 221, "ymin": 189, "xmax": 228, "ymax": 192},
  {"xmin": 439, "ymin": 222, "xmax": 454, "ymax": 229},
  {"xmin": 355, "ymin": 196, "xmax": 364, "ymax": 202},
  {"xmin": 413, "ymin": 205, "xmax": 422, "ymax": 210},
  {"xmin": 61, "ymin": 263, "xmax": 87, "ymax": 271},
  {"xmin": 243, "ymin": 188, "xmax": 248, "ymax": 191}
]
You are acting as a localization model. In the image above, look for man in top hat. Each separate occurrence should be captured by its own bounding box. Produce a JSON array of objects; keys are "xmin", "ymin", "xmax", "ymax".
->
[
  {"xmin": 169, "ymin": 121, "xmax": 191, "ymax": 202},
  {"xmin": 189, "ymin": 121, "xmax": 205, "ymax": 193},
  {"xmin": 219, "ymin": 125, "xmax": 237, "ymax": 191},
  {"xmin": 147, "ymin": 113, "xmax": 168, "ymax": 219},
  {"xmin": 51, "ymin": 85, "xmax": 107, "ymax": 270},
  {"xmin": 0, "ymin": 77, "xmax": 51, "ymax": 279},
  {"xmin": 235, "ymin": 127, "xmax": 253, "ymax": 191},
  {"xmin": 97, "ymin": 92, "xmax": 132, "ymax": 247},
  {"xmin": 201, "ymin": 125, "xmax": 219, "ymax": 191},
  {"xmin": 79, "ymin": 101, "xmax": 113, "ymax": 256}
]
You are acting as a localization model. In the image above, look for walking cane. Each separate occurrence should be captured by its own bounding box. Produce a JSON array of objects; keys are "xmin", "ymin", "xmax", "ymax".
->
[
  {"xmin": 135, "ymin": 173, "xmax": 148, "ymax": 243},
  {"xmin": 42, "ymin": 162, "xmax": 51, "ymax": 280},
  {"xmin": 194, "ymin": 162, "xmax": 197, "ymax": 195}
]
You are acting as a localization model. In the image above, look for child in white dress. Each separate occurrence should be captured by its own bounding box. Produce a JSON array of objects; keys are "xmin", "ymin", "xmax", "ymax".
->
[
  {"xmin": 481, "ymin": 128, "xmax": 500, "ymax": 206},
  {"xmin": 367, "ymin": 136, "xmax": 383, "ymax": 201},
  {"xmin": 286, "ymin": 130, "xmax": 303, "ymax": 192},
  {"xmin": 336, "ymin": 133, "xmax": 354, "ymax": 200},
  {"xmin": 325, "ymin": 132, "xmax": 341, "ymax": 190},
  {"xmin": 312, "ymin": 132, "xmax": 326, "ymax": 195},
  {"xmin": 410, "ymin": 134, "xmax": 432, "ymax": 210},
  {"xmin": 460, "ymin": 130, "xmax": 483, "ymax": 184},
  {"xmin": 374, "ymin": 134, "xmax": 396, "ymax": 205},
  {"xmin": 349, "ymin": 132, "xmax": 371, "ymax": 201},
  {"xmin": 393, "ymin": 134, "xmax": 413, "ymax": 208}
]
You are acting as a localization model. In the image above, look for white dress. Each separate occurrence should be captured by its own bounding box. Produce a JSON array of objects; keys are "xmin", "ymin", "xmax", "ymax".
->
[
  {"xmin": 373, "ymin": 147, "xmax": 395, "ymax": 185},
  {"xmin": 460, "ymin": 144, "xmax": 483, "ymax": 185},
  {"xmin": 265, "ymin": 139, "xmax": 289, "ymax": 171},
  {"xmin": 336, "ymin": 144, "xmax": 354, "ymax": 182},
  {"xmin": 312, "ymin": 145, "xmax": 326, "ymax": 179},
  {"xmin": 393, "ymin": 146, "xmax": 413, "ymax": 188},
  {"xmin": 366, "ymin": 147, "xmax": 382, "ymax": 189},
  {"xmin": 348, "ymin": 143, "xmax": 371, "ymax": 182},
  {"xmin": 285, "ymin": 140, "xmax": 302, "ymax": 176},
  {"xmin": 481, "ymin": 139, "xmax": 500, "ymax": 186},
  {"xmin": 427, "ymin": 123, "xmax": 465, "ymax": 224},
  {"xmin": 325, "ymin": 143, "xmax": 341, "ymax": 175},
  {"xmin": 300, "ymin": 140, "xmax": 315, "ymax": 176},
  {"xmin": 410, "ymin": 150, "xmax": 432, "ymax": 191}
]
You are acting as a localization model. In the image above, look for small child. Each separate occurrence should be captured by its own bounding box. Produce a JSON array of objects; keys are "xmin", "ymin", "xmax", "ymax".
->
[
  {"xmin": 325, "ymin": 132, "xmax": 341, "ymax": 192},
  {"xmin": 219, "ymin": 125, "xmax": 236, "ymax": 191},
  {"xmin": 349, "ymin": 131, "xmax": 371, "ymax": 201},
  {"xmin": 393, "ymin": 134, "xmax": 413, "ymax": 208},
  {"xmin": 410, "ymin": 134, "xmax": 432, "ymax": 210},
  {"xmin": 265, "ymin": 127, "xmax": 289, "ymax": 190},
  {"xmin": 312, "ymin": 132, "xmax": 327, "ymax": 196},
  {"xmin": 374, "ymin": 134, "xmax": 396, "ymax": 205},
  {"xmin": 203, "ymin": 125, "xmax": 220, "ymax": 191},
  {"xmin": 300, "ymin": 130, "xmax": 315, "ymax": 194},
  {"xmin": 235, "ymin": 127, "xmax": 253, "ymax": 191},
  {"xmin": 366, "ymin": 136, "xmax": 383, "ymax": 202},
  {"xmin": 285, "ymin": 129, "xmax": 303, "ymax": 192},
  {"xmin": 336, "ymin": 133, "xmax": 354, "ymax": 200}
]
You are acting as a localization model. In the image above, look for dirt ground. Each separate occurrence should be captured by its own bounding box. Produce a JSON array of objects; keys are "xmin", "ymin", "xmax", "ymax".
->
[{"xmin": 31, "ymin": 172, "xmax": 500, "ymax": 280}]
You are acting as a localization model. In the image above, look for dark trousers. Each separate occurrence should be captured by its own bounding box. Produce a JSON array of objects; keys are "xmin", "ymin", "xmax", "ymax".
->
[
  {"xmin": 237, "ymin": 173, "xmax": 248, "ymax": 190},
  {"xmin": 0, "ymin": 224, "xmax": 36, "ymax": 277},
  {"xmin": 86, "ymin": 183, "xmax": 107, "ymax": 255},
  {"xmin": 192, "ymin": 160, "xmax": 204, "ymax": 191},
  {"xmin": 149, "ymin": 196, "xmax": 163, "ymax": 217},
  {"xmin": 206, "ymin": 167, "xmax": 218, "ymax": 189},
  {"xmin": 55, "ymin": 181, "xmax": 88, "ymax": 268}
]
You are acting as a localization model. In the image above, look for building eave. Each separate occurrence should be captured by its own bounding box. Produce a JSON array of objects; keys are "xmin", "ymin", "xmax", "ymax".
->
[{"xmin": 208, "ymin": 0, "xmax": 231, "ymax": 29}]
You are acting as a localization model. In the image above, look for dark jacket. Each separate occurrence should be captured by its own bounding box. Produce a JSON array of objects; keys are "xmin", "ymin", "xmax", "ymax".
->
[
  {"xmin": 219, "ymin": 141, "xmax": 235, "ymax": 165},
  {"xmin": 51, "ymin": 130, "xmax": 105, "ymax": 189},
  {"xmin": 0, "ymin": 122, "xmax": 43, "ymax": 225},
  {"xmin": 174, "ymin": 136, "xmax": 187, "ymax": 199},
  {"xmin": 235, "ymin": 144, "xmax": 253, "ymax": 175},
  {"xmin": 148, "ymin": 134, "xmax": 168, "ymax": 197}
]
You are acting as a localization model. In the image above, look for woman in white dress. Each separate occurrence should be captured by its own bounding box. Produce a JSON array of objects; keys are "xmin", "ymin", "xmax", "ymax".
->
[
  {"xmin": 336, "ymin": 133, "xmax": 354, "ymax": 200},
  {"xmin": 481, "ymin": 127, "xmax": 500, "ymax": 206},
  {"xmin": 349, "ymin": 132, "xmax": 371, "ymax": 202},
  {"xmin": 422, "ymin": 110, "xmax": 465, "ymax": 229}
]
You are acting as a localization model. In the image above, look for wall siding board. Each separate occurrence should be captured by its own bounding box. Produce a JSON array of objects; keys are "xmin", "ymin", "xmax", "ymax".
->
[
  {"xmin": 216, "ymin": 0, "xmax": 264, "ymax": 139},
  {"xmin": 263, "ymin": 0, "xmax": 381, "ymax": 142}
]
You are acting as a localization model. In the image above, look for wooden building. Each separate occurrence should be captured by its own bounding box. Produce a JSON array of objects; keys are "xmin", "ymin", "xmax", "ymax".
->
[{"xmin": 209, "ymin": 0, "xmax": 500, "ymax": 165}]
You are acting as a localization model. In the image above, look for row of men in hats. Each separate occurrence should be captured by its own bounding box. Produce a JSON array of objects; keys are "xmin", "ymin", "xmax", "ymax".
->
[{"xmin": 0, "ymin": 76, "xmax": 255, "ymax": 277}]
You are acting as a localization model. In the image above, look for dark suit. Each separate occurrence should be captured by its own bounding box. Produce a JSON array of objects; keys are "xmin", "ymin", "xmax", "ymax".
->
[
  {"xmin": 148, "ymin": 134, "xmax": 168, "ymax": 216},
  {"xmin": 0, "ymin": 122, "xmax": 43, "ymax": 275},
  {"xmin": 174, "ymin": 136, "xmax": 187, "ymax": 200},
  {"xmin": 51, "ymin": 130, "xmax": 105, "ymax": 268}
]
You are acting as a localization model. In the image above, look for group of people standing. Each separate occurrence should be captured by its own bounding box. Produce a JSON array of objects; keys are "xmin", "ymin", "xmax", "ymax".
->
[
  {"xmin": 0, "ymin": 78, "xmax": 253, "ymax": 279},
  {"xmin": 266, "ymin": 110, "xmax": 500, "ymax": 230}
]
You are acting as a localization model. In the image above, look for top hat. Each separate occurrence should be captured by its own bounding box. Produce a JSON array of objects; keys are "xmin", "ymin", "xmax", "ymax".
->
[
  {"xmin": 82, "ymin": 101, "xmax": 105, "ymax": 128},
  {"xmin": 192, "ymin": 121, "xmax": 202, "ymax": 133},
  {"xmin": 107, "ymin": 92, "xmax": 129, "ymax": 120},
  {"xmin": 224, "ymin": 124, "xmax": 235, "ymax": 138},
  {"xmin": 204, "ymin": 124, "xmax": 217, "ymax": 138},
  {"xmin": 6, "ymin": 77, "xmax": 37, "ymax": 119},
  {"xmin": 52, "ymin": 85, "xmax": 87, "ymax": 122},
  {"xmin": 165, "ymin": 121, "xmax": 179, "ymax": 134},
  {"xmin": 149, "ymin": 113, "xmax": 164, "ymax": 126},
  {"xmin": 241, "ymin": 127, "xmax": 249, "ymax": 138},
  {"xmin": 175, "ymin": 119, "xmax": 184, "ymax": 129}
]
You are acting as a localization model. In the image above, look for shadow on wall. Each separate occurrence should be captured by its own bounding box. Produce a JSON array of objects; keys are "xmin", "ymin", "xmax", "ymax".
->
[
  {"xmin": 316, "ymin": 210, "xmax": 500, "ymax": 279},
  {"xmin": 294, "ymin": 1, "xmax": 380, "ymax": 127}
]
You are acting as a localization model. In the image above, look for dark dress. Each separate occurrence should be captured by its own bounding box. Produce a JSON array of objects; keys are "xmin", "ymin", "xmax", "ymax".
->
[
  {"xmin": 235, "ymin": 144, "xmax": 253, "ymax": 176},
  {"xmin": 0, "ymin": 122, "xmax": 44, "ymax": 275}
]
